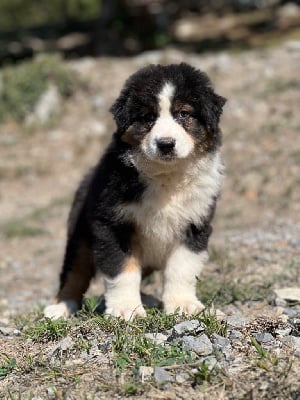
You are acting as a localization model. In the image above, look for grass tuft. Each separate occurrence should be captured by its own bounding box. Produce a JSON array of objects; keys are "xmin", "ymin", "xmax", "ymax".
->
[
  {"xmin": 24, "ymin": 317, "xmax": 71, "ymax": 342},
  {"xmin": 200, "ymin": 308, "xmax": 228, "ymax": 337},
  {"xmin": 0, "ymin": 354, "xmax": 16, "ymax": 378},
  {"xmin": 0, "ymin": 54, "xmax": 74, "ymax": 123}
]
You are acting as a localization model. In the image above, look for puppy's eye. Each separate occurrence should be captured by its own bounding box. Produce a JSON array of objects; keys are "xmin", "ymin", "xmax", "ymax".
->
[
  {"xmin": 138, "ymin": 113, "xmax": 156, "ymax": 124},
  {"xmin": 178, "ymin": 110, "xmax": 191, "ymax": 119}
]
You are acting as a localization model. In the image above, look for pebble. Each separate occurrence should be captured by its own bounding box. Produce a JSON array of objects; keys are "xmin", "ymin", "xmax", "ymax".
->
[
  {"xmin": 229, "ymin": 330, "xmax": 243, "ymax": 340},
  {"xmin": 139, "ymin": 366, "xmax": 154, "ymax": 381},
  {"xmin": 211, "ymin": 333, "xmax": 231, "ymax": 349},
  {"xmin": 145, "ymin": 332, "xmax": 169, "ymax": 345},
  {"xmin": 26, "ymin": 84, "xmax": 61, "ymax": 125},
  {"xmin": 226, "ymin": 315, "xmax": 249, "ymax": 327},
  {"xmin": 181, "ymin": 334, "xmax": 213, "ymax": 355},
  {"xmin": 175, "ymin": 372, "xmax": 189, "ymax": 383},
  {"xmin": 274, "ymin": 327, "xmax": 292, "ymax": 337},
  {"xmin": 274, "ymin": 288, "xmax": 300, "ymax": 303},
  {"xmin": 0, "ymin": 326, "xmax": 15, "ymax": 336},
  {"xmin": 172, "ymin": 319, "xmax": 205, "ymax": 336},
  {"xmin": 283, "ymin": 308, "xmax": 300, "ymax": 317},
  {"xmin": 253, "ymin": 333, "xmax": 275, "ymax": 343},
  {"xmin": 281, "ymin": 336, "xmax": 300, "ymax": 351},
  {"xmin": 154, "ymin": 366, "xmax": 174, "ymax": 384},
  {"xmin": 48, "ymin": 336, "xmax": 74, "ymax": 356},
  {"xmin": 46, "ymin": 387, "xmax": 56, "ymax": 400},
  {"xmin": 285, "ymin": 40, "xmax": 300, "ymax": 51},
  {"xmin": 0, "ymin": 318, "xmax": 9, "ymax": 327},
  {"xmin": 197, "ymin": 355, "xmax": 218, "ymax": 370}
]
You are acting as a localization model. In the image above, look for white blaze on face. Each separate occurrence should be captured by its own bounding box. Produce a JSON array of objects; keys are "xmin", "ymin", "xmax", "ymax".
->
[{"xmin": 141, "ymin": 82, "xmax": 194, "ymax": 161}]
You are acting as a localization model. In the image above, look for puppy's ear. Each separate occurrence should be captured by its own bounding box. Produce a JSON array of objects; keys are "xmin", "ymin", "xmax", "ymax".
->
[
  {"xmin": 203, "ymin": 92, "xmax": 226, "ymax": 133},
  {"xmin": 110, "ymin": 89, "xmax": 130, "ymax": 133}
]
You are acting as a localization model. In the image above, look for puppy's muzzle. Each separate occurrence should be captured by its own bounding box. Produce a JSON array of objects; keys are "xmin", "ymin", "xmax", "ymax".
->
[{"xmin": 156, "ymin": 137, "xmax": 176, "ymax": 156}]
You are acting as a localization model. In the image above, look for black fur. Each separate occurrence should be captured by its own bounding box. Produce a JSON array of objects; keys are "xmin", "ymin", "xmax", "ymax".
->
[{"xmin": 57, "ymin": 63, "xmax": 226, "ymax": 304}]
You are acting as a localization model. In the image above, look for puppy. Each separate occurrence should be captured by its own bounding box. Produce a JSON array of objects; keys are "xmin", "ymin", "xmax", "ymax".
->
[{"xmin": 44, "ymin": 63, "xmax": 226, "ymax": 320}]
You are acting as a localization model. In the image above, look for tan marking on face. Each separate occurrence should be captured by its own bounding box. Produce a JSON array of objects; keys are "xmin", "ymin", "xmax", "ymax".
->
[
  {"xmin": 57, "ymin": 243, "xmax": 94, "ymax": 304},
  {"xmin": 121, "ymin": 126, "xmax": 140, "ymax": 146},
  {"xmin": 172, "ymin": 101, "xmax": 195, "ymax": 114}
]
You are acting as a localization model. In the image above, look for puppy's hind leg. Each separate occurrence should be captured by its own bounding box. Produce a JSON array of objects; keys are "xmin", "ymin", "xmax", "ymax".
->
[{"xmin": 44, "ymin": 238, "xmax": 95, "ymax": 319}]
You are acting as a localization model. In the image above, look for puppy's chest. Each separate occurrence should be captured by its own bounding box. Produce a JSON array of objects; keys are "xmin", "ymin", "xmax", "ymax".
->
[{"xmin": 120, "ymin": 162, "xmax": 221, "ymax": 266}]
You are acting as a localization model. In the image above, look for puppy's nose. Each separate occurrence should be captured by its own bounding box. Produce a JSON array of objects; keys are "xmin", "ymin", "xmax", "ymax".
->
[{"xmin": 156, "ymin": 137, "xmax": 176, "ymax": 154}]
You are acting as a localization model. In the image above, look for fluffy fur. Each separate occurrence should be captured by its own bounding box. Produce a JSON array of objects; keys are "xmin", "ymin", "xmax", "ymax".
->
[{"xmin": 44, "ymin": 63, "xmax": 226, "ymax": 320}]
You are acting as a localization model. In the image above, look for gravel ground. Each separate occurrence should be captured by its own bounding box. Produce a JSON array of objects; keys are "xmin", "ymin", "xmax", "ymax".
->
[{"xmin": 0, "ymin": 41, "xmax": 300, "ymax": 399}]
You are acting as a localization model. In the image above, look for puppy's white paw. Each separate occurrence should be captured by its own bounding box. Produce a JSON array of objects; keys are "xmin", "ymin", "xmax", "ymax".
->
[
  {"xmin": 44, "ymin": 300, "xmax": 79, "ymax": 319},
  {"xmin": 105, "ymin": 304, "xmax": 146, "ymax": 321},
  {"xmin": 164, "ymin": 298, "xmax": 205, "ymax": 315}
]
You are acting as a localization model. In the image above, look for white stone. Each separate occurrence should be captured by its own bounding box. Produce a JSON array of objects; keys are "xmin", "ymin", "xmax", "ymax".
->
[{"xmin": 275, "ymin": 288, "xmax": 300, "ymax": 303}]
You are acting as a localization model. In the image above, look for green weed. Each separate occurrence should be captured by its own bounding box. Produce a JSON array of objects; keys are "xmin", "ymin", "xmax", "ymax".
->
[
  {"xmin": 0, "ymin": 354, "xmax": 16, "ymax": 378},
  {"xmin": 0, "ymin": 54, "xmax": 74, "ymax": 123},
  {"xmin": 192, "ymin": 359, "xmax": 221, "ymax": 386},
  {"xmin": 24, "ymin": 317, "xmax": 71, "ymax": 342},
  {"xmin": 200, "ymin": 308, "xmax": 228, "ymax": 337},
  {"xmin": 1, "ymin": 221, "xmax": 48, "ymax": 239},
  {"xmin": 250, "ymin": 336, "xmax": 279, "ymax": 371},
  {"xmin": 82, "ymin": 296, "xmax": 102, "ymax": 314}
]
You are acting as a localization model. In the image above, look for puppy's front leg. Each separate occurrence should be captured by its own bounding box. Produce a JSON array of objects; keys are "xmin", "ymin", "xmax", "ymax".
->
[
  {"xmin": 104, "ymin": 257, "xmax": 146, "ymax": 321},
  {"xmin": 162, "ymin": 245, "xmax": 207, "ymax": 315},
  {"xmin": 93, "ymin": 222, "xmax": 146, "ymax": 321}
]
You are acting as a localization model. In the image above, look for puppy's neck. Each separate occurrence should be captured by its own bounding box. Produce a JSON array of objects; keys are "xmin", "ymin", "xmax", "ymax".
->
[{"xmin": 128, "ymin": 150, "xmax": 218, "ymax": 188}]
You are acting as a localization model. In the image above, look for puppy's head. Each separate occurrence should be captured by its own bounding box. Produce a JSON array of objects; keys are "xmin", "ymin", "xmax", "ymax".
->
[{"xmin": 111, "ymin": 63, "xmax": 226, "ymax": 164}]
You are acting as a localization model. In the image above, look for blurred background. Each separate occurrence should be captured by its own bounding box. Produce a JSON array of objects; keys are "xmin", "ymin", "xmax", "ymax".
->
[
  {"xmin": 1, "ymin": 0, "xmax": 300, "ymax": 61},
  {"xmin": 0, "ymin": 0, "xmax": 299, "ymax": 315}
]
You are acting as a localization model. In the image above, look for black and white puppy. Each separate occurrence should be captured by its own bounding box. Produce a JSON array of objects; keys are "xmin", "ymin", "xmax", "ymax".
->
[{"xmin": 44, "ymin": 63, "xmax": 226, "ymax": 320}]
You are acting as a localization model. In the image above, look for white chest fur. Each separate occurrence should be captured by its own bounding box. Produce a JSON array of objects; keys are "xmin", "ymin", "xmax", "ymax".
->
[{"xmin": 121, "ymin": 152, "xmax": 223, "ymax": 268}]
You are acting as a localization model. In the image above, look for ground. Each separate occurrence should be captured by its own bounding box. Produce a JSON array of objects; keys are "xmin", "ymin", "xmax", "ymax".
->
[{"xmin": 0, "ymin": 42, "xmax": 299, "ymax": 399}]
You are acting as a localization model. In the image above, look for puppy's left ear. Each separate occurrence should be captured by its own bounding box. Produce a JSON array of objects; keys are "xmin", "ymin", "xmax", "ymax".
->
[
  {"xmin": 110, "ymin": 89, "xmax": 130, "ymax": 133},
  {"xmin": 205, "ymin": 92, "xmax": 226, "ymax": 133}
]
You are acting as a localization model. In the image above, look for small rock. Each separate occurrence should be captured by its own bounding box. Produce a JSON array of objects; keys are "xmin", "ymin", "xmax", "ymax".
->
[
  {"xmin": 181, "ymin": 334, "xmax": 213, "ymax": 355},
  {"xmin": 13, "ymin": 329, "xmax": 21, "ymax": 336},
  {"xmin": 274, "ymin": 288, "xmax": 300, "ymax": 303},
  {"xmin": 274, "ymin": 327, "xmax": 292, "ymax": 337},
  {"xmin": 139, "ymin": 366, "xmax": 154, "ymax": 381},
  {"xmin": 253, "ymin": 333, "xmax": 274, "ymax": 343},
  {"xmin": 154, "ymin": 366, "xmax": 173, "ymax": 384},
  {"xmin": 175, "ymin": 372, "xmax": 189, "ymax": 383},
  {"xmin": 172, "ymin": 319, "xmax": 204, "ymax": 336},
  {"xmin": 274, "ymin": 297, "xmax": 288, "ymax": 307},
  {"xmin": 222, "ymin": 348, "xmax": 234, "ymax": 362},
  {"xmin": 198, "ymin": 355, "xmax": 219, "ymax": 370},
  {"xmin": 285, "ymin": 40, "xmax": 300, "ymax": 51},
  {"xmin": 91, "ymin": 95, "xmax": 104, "ymax": 110},
  {"xmin": 46, "ymin": 387, "xmax": 56, "ymax": 400},
  {"xmin": 281, "ymin": 336, "xmax": 300, "ymax": 351},
  {"xmin": 229, "ymin": 330, "xmax": 243, "ymax": 340},
  {"xmin": 226, "ymin": 315, "xmax": 249, "ymax": 327},
  {"xmin": 293, "ymin": 318, "xmax": 300, "ymax": 327},
  {"xmin": 277, "ymin": 3, "xmax": 300, "ymax": 19},
  {"xmin": 145, "ymin": 333, "xmax": 168, "ymax": 345},
  {"xmin": 26, "ymin": 84, "xmax": 61, "ymax": 125},
  {"xmin": 48, "ymin": 336, "xmax": 74, "ymax": 356},
  {"xmin": 0, "ymin": 318, "xmax": 9, "ymax": 327},
  {"xmin": 283, "ymin": 308, "xmax": 300, "ymax": 317},
  {"xmin": 0, "ymin": 326, "xmax": 14, "ymax": 336},
  {"xmin": 211, "ymin": 333, "xmax": 231, "ymax": 349}
]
